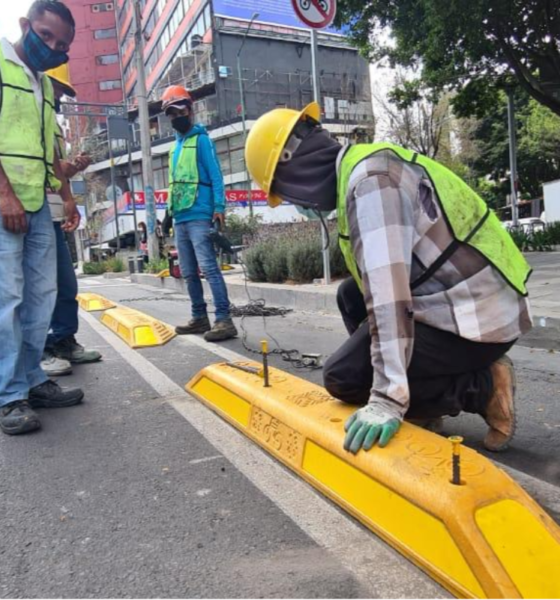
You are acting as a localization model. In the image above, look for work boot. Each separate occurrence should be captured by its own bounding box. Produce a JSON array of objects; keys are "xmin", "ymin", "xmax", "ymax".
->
[
  {"xmin": 53, "ymin": 336, "xmax": 102, "ymax": 364},
  {"xmin": 175, "ymin": 316, "xmax": 211, "ymax": 335},
  {"xmin": 41, "ymin": 351, "xmax": 72, "ymax": 377},
  {"xmin": 406, "ymin": 417, "xmax": 444, "ymax": 434},
  {"xmin": 0, "ymin": 401, "xmax": 41, "ymax": 436},
  {"xmin": 204, "ymin": 318, "xmax": 238, "ymax": 342},
  {"xmin": 483, "ymin": 356, "xmax": 516, "ymax": 452},
  {"xmin": 28, "ymin": 380, "xmax": 84, "ymax": 409}
]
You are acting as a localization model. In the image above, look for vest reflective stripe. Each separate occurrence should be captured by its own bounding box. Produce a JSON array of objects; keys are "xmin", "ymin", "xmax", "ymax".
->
[
  {"xmin": 0, "ymin": 45, "xmax": 60, "ymax": 212},
  {"xmin": 168, "ymin": 135, "xmax": 199, "ymax": 214},
  {"xmin": 55, "ymin": 123, "xmax": 67, "ymax": 161},
  {"xmin": 337, "ymin": 143, "xmax": 531, "ymax": 296}
]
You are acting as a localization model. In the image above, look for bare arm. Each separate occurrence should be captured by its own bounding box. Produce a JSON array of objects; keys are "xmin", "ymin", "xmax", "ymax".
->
[
  {"xmin": 54, "ymin": 152, "xmax": 80, "ymax": 232},
  {"xmin": 0, "ymin": 161, "xmax": 27, "ymax": 233}
]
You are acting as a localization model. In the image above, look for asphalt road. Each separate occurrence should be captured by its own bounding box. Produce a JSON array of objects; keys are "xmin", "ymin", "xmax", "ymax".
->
[{"xmin": 1, "ymin": 273, "xmax": 559, "ymax": 598}]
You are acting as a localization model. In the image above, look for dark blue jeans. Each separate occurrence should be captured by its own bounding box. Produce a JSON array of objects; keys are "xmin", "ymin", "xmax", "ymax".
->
[
  {"xmin": 46, "ymin": 222, "xmax": 79, "ymax": 348},
  {"xmin": 175, "ymin": 220, "xmax": 231, "ymax": 321}
]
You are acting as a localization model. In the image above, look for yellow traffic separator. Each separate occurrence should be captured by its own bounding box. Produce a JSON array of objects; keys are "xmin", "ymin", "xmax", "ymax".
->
[
  {"xmin": 77, "ymin": 293, "xmax": 117, "ymax": 312},
  {"xmin": 101, "ymin": 306, "xmax": 176, "ymax": 348},
  {"xmin": 186, "ymin": 362, "xmax": 560, "ymax": 599}
]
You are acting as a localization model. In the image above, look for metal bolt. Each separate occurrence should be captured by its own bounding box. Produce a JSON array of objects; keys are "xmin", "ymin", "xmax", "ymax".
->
[
  {"xmin": 261, "ymin": 340, "xmax": 270, "ymax": 388},
  {"xmin": 449, "ymin": 436, "xmax": 464, "ymax": 485}
]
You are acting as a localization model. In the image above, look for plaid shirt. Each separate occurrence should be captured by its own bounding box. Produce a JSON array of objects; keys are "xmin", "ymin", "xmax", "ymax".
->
[{"xmin": 340, "ymin": 148, "xmax": 533, "ymax": 418}]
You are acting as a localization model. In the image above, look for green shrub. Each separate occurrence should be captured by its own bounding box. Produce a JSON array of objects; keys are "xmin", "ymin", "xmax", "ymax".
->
[
  {"xmin": 287, "ymin": 237, "xmax": 323, "ymax": 283},
  {"xmin": 225, "ymin": 213, "xmax": 263, "ymax": 246},
  {"xmin": 146, "ymin": 257, "xmax": 169, "ymax": 274},
  {"xmin": 330, "ymin": 240, "xmax": 349, "ymax": 278},
  {"xmin": 106, "ymin": 257, "xmax": 125, "ymax": 273},
  {"xmin": 83, "ymin": 261, "xmax": 107, "ymax": 275},
  {"xmin": 262, "ymin": 240, "xmax": 290, "ymax": 283},
  {"xmin": 244, "ymin": 242, "xmax": 269, "ymax": 282}
]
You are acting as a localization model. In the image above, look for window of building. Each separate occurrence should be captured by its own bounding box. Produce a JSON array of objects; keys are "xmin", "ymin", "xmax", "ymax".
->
[
  {"xmin": 94, "ymin": 28, "xmax": 117, "ymax": 39},
  {"xmin": 92, "ymin": 2, "xmax": 115, "ymax": 13},
  {"xmin": 99, "ymin": 79, "xmax": 122, "ymax": 91},
  {"xmin": 96, "ymin": 54, "xmax": 119, "ymax": 66}
]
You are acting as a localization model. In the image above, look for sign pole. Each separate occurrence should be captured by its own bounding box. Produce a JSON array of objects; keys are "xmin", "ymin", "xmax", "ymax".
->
[{"xmin": 310, "ymin": 28, "xmax": 331, "ymax": 285}]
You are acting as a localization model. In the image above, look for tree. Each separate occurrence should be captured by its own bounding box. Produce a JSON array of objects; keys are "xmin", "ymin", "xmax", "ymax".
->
[
  {"xmin": 375, "ymin": 75, "xmax": 453, "ymax": 158},
  {"xmin": 471, "ymin": 90, "xmax": 560, "ymax": 203},
  {"xmin": 336, "ymin": 0, "xmax": 560, "ymax": 117}
]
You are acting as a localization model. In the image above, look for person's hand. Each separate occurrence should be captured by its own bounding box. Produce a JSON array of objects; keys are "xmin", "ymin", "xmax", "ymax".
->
[
  {"xmin": 0, "ymin": 189, "xmax": 27, "ymax": 233},
  {"xmin": 213, "ymin": 212, "xmax": 225, "ymax": 230},
  {"xmin": 344, "ymin": 404, "xmax": 402, "ymax": 454},
  {"xmin": 73, "ymin": 153, "xmax": 92, "ymax": 173},
  {"xmin": 62, "ymin": 199, "xmax": 81, "ymax": 232}
]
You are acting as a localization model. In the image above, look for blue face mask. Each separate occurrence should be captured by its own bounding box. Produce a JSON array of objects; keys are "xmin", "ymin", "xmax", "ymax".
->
[{"xmin": 23, "ymin": 26, "xmax": 69, "ymax": 72}]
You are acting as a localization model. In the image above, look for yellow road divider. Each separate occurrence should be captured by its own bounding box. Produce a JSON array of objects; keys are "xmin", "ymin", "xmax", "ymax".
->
[
  {"xmin": 77, "ymin": 293, "xmax": 117, "ymax": 312},
  {"xmin": 101, "ymin": 307, "xmax": 176, "ymax": 348},
  {"xmin": 186, "ymin": 362, "xmax": 560, "ymax": 599}
]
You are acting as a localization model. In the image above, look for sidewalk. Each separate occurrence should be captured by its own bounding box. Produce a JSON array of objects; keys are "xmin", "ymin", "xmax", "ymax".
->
[{"xmin": 131, "ymin": 251, "xmax": 560, "ymax": 318}]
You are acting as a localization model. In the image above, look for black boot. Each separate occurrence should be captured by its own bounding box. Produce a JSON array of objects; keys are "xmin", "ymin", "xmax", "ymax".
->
[
  {"xmin": 204, "ymin": 318, "xmax": 238, "ymax": 342},
  {"xmin": 28, "ymin": 380, "xmax": 84, "ymax": 409},
  {"xmin": 175, "ymin": 316, "xmax": 211, "ymax": 335},
  {"xmin": 0, "ymin": 401, "xmax": 41, "ymax": 435}
]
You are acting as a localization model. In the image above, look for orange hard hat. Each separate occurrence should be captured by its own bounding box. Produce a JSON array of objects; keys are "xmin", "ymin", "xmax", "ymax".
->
[{"xmin": 161, "ymin": 85, "xmax": 192, "ymax": 113}]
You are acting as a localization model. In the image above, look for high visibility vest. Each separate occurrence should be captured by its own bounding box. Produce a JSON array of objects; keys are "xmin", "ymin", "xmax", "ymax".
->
[
  {"xmin": 337, "ymin": 143, "xmax": 531, "ymax": 296},
  {"xmin": 0, "ymin": 44, "xmax": 61, "ymax": 212},
  {"xmin": 168, "ymin": 135, "xmax": 200, "ymax": 214}
]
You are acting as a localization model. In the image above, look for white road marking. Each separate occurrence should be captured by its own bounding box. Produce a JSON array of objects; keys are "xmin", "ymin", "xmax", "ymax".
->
[
  {"xmin": 189, "ymin": 455, "xmax": 224, "ymax": 465},
  {"xmin": 80, "ymin": 309, "xmax": 446, "ymax": 598}
]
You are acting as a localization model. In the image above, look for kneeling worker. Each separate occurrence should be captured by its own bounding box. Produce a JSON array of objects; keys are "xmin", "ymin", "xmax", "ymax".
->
[{"xmin": 245, "ymin": 103, "xmax": 532, "ymax": 454}]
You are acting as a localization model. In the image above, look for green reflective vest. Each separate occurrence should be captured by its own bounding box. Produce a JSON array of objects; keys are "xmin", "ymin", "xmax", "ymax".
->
[
  {"xmin": 168, "ymin": 135, "xmax": 199, "ymax": 215},
  {"xmin": 337, "ymin": 143, "xmax": 531, "ymax": 296},
  {"xmin": 0, "ymin": 44, "xmax": 60, "ymax": 212}
]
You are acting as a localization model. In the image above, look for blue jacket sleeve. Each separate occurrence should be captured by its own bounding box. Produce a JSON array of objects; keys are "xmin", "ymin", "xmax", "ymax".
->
[{"xmin": 198, "ymin": 134, "xmax": 226, "ymax": 214}]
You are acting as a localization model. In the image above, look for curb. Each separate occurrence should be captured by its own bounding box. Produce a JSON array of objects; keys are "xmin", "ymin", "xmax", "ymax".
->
[{"xmin": 130, "ymin": 273, "xmax": 340, "ymax": 315}]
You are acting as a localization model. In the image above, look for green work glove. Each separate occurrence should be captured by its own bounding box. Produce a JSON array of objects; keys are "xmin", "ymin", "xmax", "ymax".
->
[{"xmin": 344, "ymin": 404, "xmax": 402, "ymax": 454}]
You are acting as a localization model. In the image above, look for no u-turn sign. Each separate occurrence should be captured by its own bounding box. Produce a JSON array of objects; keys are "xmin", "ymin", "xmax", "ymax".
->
[{"xmin": 291, "ymin": 0, "xmax": 337, "ymax": 30}]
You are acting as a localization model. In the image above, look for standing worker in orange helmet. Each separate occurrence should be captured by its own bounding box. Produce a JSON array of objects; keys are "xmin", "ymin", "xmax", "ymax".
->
[{"xmin": 160, "ymin": 85, "xmax": 237, "ymax": 342}]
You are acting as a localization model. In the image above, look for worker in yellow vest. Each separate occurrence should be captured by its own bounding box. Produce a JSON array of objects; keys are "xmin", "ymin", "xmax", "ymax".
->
[
  {"xmin": 0, "ymin": 1, "xmax": 83, "ymax": 437},
  {"xmin": 161, "ymin": 85, "xmax": 238, "ymax": 342},
  {"xmin": 245, "ymin": 102, "xmax": 533, "ymax": 454}
]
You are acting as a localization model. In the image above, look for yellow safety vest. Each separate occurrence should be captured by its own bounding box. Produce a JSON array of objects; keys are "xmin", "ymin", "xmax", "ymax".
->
[
  {"xmin": 168, "ymin": 135, "xmax": 200, "ymax": 215},
  {"xmin": 0, "ymin": 44, "xmax": 60, "ymax": 212},
  {"xmin": 337, "ymin": 143, "xmax": 531, "ymax": 296}
]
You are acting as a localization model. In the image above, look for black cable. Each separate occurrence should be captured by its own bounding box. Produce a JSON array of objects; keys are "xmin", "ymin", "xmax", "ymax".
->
[{"xmin": 232, "ymin": 259, "xmax": 323, "ymax": 370}]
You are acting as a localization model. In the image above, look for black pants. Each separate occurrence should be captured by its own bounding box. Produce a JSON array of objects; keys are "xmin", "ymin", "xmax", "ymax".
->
[{"xmin": 323, "ymin": 278, "xmax": 515, "ymax": 418}]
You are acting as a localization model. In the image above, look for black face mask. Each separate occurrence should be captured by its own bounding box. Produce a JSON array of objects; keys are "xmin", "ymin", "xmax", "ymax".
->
[
  {"xmin": 54, "ymin": 98, "xmax": 62, "ymax": 114},
  {"xmin": 171, "ymin": 115, "xmax": 192, "ymax": 134}
]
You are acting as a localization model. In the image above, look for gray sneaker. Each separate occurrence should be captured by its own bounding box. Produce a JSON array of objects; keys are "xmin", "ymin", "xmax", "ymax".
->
[
  {"xmin": 41, "ymin": 351, "xmax": 72, "ymax": 377},
  {"xmin": 53, "ymin": 336, "xmax": 102, "ymax": 364},
  {"xmin": 204, "ymin": 318, "xmax": 238, "ymax": 342},
  {"xmin": 176, "ymin": 316, "xmax": 211, "ymax": 335}
]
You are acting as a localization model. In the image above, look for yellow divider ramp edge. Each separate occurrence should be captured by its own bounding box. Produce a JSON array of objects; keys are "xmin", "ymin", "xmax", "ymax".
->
[
  {"xmin": 77, "ymin": 293, "xmax": 117, "ymax": 312},
  {"xmin": 101, "ymin": 307, "xmax": 176, "ymax": 348},
  {"xmin": 186, "ymin": 363, "xmax": 560, "ymax": 599}
]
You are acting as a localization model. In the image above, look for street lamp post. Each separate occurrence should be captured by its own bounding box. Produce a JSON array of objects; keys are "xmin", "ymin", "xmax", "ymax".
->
[{"xmin": 237, "ymin": 12, "xmax": 259, "ymax": 219}]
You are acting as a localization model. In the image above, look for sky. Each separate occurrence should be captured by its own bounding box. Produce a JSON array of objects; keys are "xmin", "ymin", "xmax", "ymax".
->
[{"xmin": 0, "ymin": 1, "xmax": 34, "ymax": 42}]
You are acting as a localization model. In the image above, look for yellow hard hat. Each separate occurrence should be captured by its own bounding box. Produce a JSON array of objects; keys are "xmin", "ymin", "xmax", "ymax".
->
[
  {"xmin": 46, "ymin": 64, "xmax": 77, "ymax": 98},
  {"xmin": 245, "ymin": 102, "xmax": 321, "ymax": 207}
]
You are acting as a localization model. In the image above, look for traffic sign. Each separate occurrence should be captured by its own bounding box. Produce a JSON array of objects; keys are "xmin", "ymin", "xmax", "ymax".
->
[{"xmin": 291, "ymin": 0, "xmax": 336, "ymax": 30}]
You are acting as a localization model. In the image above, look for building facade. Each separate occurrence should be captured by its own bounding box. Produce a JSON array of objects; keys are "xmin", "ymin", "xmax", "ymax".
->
[
  {"xmin": 85, "ymin": 0, "xmax": 374, "ymax": 247},
  {"xmin": 65, "ymin": 0, "xmax": 124, "ymax": 104}
]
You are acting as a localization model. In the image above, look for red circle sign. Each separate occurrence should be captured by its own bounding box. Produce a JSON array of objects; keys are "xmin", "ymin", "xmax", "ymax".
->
[{"xmin": 291, "ymin": 0, "xmax": 337, "ymax": 30}]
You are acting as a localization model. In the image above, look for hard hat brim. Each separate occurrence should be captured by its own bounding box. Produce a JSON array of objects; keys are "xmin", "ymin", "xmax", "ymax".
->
[{"xmin": 256, "ymin": 102, "xmax": 321, "ymax": 208}]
